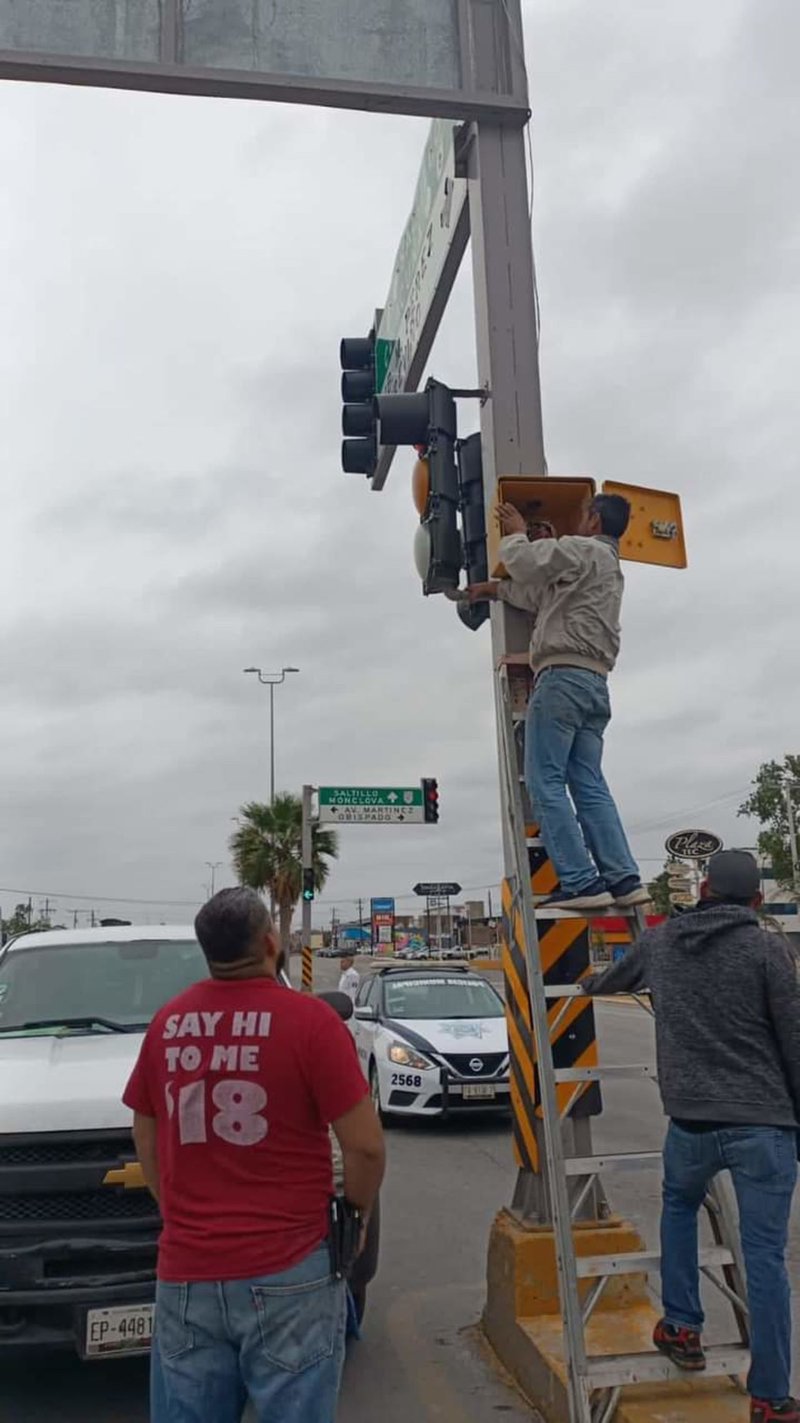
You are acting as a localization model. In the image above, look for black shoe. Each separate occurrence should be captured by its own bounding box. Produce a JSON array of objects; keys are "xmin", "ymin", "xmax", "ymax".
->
[
  {"xmin": 538, "ymin": 880, "xmax": 613, "ymax": 912},
  {"xmin": 751, "ymin": 1401, "xmax": 800, "ymax": 1423},
  {"xmin": 653, "ymin": 1318, "xmax": 706, "ymax": 1371},
  {"xmin": 609, "ymin": 876, "xmax": 652, "ymax": 908}
]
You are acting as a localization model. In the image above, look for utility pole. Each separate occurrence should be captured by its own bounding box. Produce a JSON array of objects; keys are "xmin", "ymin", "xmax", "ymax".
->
[
  {"xmin": 205, "ymin": 861, "xmax": 222, "ymax": 896},
  {"xmin": 786, "ymin": 781, "xmax": 800, "ymax": 897}
]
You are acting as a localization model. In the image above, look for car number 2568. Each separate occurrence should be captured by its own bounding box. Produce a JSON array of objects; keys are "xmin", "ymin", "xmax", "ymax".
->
[{"xmin": 390, "ymin": 1072, "xmax": 422, "ymax": 1088}]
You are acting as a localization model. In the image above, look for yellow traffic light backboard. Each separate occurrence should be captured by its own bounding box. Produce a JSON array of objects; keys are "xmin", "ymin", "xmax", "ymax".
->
[{"xmin": 488, "ymin": 476, "xmax": 686, "ymax": 577}]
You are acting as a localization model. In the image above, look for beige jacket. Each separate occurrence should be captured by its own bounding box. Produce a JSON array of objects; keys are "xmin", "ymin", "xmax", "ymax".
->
[{"xmin": 496, "ymin": 533, "xmax": 623, "ymax": 676}]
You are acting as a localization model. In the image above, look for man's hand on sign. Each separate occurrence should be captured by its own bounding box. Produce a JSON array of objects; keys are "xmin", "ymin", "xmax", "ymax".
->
[
  {"xmin": 496, "ymin": 502, "xmax": 527, "ymax": 536},
  {"xmin": 464, "ymin": 580, "xmax": 500, "ymax": 604}
]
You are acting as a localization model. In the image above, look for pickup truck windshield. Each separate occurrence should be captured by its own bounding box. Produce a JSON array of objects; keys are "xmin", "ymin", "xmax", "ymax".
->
[{"xmin": 0, "ymin": 939, "xmax": 207, "ymax": 1033}]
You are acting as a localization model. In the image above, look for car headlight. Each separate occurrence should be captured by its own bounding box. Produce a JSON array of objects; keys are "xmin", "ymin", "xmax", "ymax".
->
[{"xmin": 388, "ymin": 1041, "xmax": 434, "ymax": 1070}]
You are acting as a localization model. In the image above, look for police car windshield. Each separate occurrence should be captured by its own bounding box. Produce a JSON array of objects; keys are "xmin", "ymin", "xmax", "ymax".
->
[
  {"xmin": 0, "ymin": 939, "xmax": 207, "ymax": 1033},
  {"xmin": 383, "ymin": 976, "xmax": 505, "ymax": 1021}
]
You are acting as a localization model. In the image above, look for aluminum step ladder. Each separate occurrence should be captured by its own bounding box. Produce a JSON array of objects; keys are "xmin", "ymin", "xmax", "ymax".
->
[{"xmin": 496, "ymin": 664, "xmax": 751, "ymax": 1423}]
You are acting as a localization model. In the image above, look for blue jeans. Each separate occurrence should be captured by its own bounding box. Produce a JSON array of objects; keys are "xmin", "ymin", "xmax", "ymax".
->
[
  {"xmin": 151, "ymin": 1244, "xmax": 346, "ymax": 1423},
  {"xmin": 661, "ymin": 1122, "xmax": 797, "ymax": 1401},
  {"xmin": 525, "ymin": 667, "xmax": 639, "ymax": 894}
]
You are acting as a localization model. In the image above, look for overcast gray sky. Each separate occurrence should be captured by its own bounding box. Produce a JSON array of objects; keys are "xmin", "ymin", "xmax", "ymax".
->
[{"xmin": 0, "ymin": 0, "xmax": 797, "ymax": 927}]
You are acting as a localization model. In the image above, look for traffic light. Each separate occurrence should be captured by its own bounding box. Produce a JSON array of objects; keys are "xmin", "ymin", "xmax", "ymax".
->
[
  {"xmin": 377, "ymin": 379, "xmax": 461, "ymax": 594},
  {"xmin": 456, "ymin": 431, "xmax": 489, "ymax": 631},
  {"xmin": 302, "ymin": 868, "xmax": 315, "ymax": 902},
  {"xmin": 340, "ymin": 333, "xmax": 378, "ymax": 476},
  {"xmin": 422, "ymin": 778, "xmax": 439, "ymax": 824}
]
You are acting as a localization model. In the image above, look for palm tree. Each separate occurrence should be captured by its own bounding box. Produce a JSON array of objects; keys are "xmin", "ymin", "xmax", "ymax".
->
[{"xmin": 229, "ymin": 793, "xmax": 338, "ymax": 951}]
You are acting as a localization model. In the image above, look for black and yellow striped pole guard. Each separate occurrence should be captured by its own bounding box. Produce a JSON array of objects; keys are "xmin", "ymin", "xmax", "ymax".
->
[
  {"xmin": 301, "ymin": 944, "xmax": 313, "ymax": 993},
  {"xmin": 501, "ymin": 837, "xmax": 601, "ymax": 1174}
]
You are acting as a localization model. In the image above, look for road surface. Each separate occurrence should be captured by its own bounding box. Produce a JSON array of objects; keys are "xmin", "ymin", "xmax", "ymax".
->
[{"xmin": 4, "ymin": 961, "xmax": 800, "ymax": 1421}]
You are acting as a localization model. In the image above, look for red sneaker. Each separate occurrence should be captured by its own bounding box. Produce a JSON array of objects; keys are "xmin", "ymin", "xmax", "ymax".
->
[
  {"xmin": 751, "ymin": 1401, "xmax": 800, "ymax": 1423},
  {"xmin": 652, "ymin": 1318, "xmax": 706, "ymax": 1370}
]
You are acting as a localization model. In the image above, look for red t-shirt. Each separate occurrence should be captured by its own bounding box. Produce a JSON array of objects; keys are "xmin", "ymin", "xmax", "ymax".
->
[{"xmin": 123, "ymin": 976, "xmax": 368, "ymax": 1282}]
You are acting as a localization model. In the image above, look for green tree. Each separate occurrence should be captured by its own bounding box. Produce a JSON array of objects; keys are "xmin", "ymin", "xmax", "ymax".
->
[
  {"xmin": 1, "ymin": 902, "xmax": 51, "ymax": 942},
  {"xmin": 229, "ymin": 794, "xmax": 339, "ymax": 951},
  {"xmin": 647, "ymin": 867, "xmax": 673, "ymax": 917},
  {"xmin": 738, "ymin": 756, "xmax": 800, "ymax": 895}
]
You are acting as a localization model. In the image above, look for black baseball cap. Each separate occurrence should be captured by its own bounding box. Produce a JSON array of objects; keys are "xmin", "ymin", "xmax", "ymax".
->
[{"xmin": 706, "ymin": 850, "xmax": 760, "ymax": 900}]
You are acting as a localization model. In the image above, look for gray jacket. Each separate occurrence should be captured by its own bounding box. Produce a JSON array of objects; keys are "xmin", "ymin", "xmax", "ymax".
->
[
  {"xmin": 496, "ymin": 533, "xmax": 623, "ymax": 676},
  {"xmin": 585, "ymin": 903, "xmax": 800, "ymax": 1128}
]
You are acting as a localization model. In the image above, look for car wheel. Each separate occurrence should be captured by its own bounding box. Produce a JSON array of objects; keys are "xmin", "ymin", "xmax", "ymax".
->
[{"xmin": 369, "ymin": 1062, "xmax": 390, "ymax": 1125}]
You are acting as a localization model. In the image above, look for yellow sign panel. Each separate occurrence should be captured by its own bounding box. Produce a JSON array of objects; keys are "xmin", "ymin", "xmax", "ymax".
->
[
  {"xmin": 603, "ymin": 480, "xmax": 687, "ymax": 570},
  {"xmin": 488, "ymin": 476, "xmax": 595, "ymax": 578},
  {"xmin": 487, "ymin": 475, "xmax": 686, "ymax": 577},
  {"xmin": 103, "ymin": 1161, "xmax": 146, "ymax": 1190}
]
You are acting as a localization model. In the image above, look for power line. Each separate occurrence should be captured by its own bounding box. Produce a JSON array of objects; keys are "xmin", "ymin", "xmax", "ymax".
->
[{"xmin": 0, "ymin": 885, "xmax": 199, "ymax": 909}]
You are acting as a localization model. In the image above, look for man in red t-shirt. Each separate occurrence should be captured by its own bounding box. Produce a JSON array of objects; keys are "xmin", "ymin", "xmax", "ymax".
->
[{"xmin": 123, "ymin": 887, "xmax": 385, "ymax": 1423}]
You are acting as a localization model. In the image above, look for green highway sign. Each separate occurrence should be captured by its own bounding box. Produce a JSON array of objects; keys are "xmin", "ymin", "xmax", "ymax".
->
[
  {"xmin": 375, "ymin": 120, "xmax": 467, "ymax": 397},
  {"xmin": 318, "ymin": 786, "xmax": 425, "ymax": 825}
]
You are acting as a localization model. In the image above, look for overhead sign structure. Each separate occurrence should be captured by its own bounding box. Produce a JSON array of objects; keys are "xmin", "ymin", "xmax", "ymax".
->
[
  {"xmin": 664, "ymin": 830, "xmax": 724, "ymax": 861},
  {"xmin": 0, "ymin": 1, "xmax": 528, "ymax": 123},
  {"xmin": 318, "ymin": 786, "xmax": 424, "ymax": 825},
  {"xmin": 413, "ymin": 881, "xmax": 461, "ymax": 897},
  {"xmin": 372, "ymin": 120, "xmax": 469, "ymax": 489}
]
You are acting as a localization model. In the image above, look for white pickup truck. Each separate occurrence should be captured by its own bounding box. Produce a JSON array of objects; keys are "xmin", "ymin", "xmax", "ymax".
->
[{"xmin": 0, "ymin": 924, "xmax": 379, "ymax": 1359}]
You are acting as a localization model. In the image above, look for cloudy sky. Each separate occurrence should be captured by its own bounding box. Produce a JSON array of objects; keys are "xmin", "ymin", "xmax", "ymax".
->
[{"xmin": 0, "ymin": 0, "xmax": 797, "ymax": 928}]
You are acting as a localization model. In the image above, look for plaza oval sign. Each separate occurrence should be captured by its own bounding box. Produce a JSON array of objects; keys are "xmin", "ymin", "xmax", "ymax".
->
[{"xmin": 664, "ymin": 829, "xmax": 723, "ymax": 861}]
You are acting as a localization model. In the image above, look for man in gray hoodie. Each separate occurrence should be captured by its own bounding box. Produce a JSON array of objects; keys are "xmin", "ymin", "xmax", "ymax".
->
[
  {"xmin": 585, "ymin": 850, "xmax": 800, "ymax": 1423},
  {"xmin": 467, "ymin": 492, "xmax": 647, "ymax": 913}
]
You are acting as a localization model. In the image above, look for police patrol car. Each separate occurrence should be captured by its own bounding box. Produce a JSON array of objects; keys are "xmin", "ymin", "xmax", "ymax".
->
[{"xmin": 351, "ymin": 965, "xmax": 510, "ymax": 1118}]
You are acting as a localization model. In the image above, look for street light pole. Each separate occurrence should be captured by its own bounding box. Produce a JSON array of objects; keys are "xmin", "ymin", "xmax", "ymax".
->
[
  {"xmin": 205, "ymin": 861, "xmax": 223, "ymax": 896},
  {"xmin": 243, "ymin": 666, "xmax": 300, "ymax": 807}
]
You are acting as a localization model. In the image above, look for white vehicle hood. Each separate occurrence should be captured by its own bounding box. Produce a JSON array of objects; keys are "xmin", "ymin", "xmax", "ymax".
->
[
  {"xmin": 388, "ymin": 1016, "xmax": 508, "ymax": 1056},
  {"xmin": 0, "ymin": 1032, "xmax": 143, "ymax": 1134}
]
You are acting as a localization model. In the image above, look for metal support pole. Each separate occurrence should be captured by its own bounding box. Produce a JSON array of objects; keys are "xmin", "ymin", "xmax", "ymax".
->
[
  {"xmin": 468, "ymin": 120, "xmax": 558, "ymax": 1222},
  {"xmin": 299, "ymin": 784, "xmax": 313, "ymax": 991},
  {"xmin": 785, "ymin": 782, "xmax": 800, "ymax": 896},
  {"xmin": 269, "ymin": 683, "xmax": 276, "ymax": 807}
]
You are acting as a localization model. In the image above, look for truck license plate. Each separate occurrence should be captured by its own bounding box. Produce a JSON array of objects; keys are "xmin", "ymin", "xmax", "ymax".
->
[
  {"xmin": 84, "ymin": 1304, "xmax": 154, "ymax": 1358},
  {"xmin": 463, "ymin": 1084, "xmax": 496, "ymax": 1100}
]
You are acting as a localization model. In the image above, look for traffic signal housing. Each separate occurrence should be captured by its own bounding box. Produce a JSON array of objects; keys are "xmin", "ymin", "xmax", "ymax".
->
[
  {"xmin": 341, "ymin": 334, "xmax": 378, "ymax": 476},
  {"xmin": 302, "ymin": 868, "xmax": 315, "ymax": 902},
  {"xmin": 456, "ymin": 431, "xmax": 489, "ymax": 631},
  {"xmin": 376, "ymin": 379, "xmax": 461, "ymax": 594},
  {"xmin": 422, "ymin": 777, "xmax": 439, "ymax": 824}
]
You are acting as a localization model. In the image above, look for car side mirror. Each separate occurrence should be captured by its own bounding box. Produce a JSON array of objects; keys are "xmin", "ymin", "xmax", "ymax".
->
[
  {"xmin": 316, "ymin": 990, "xmax": 354, "ymax": 1022},
  {"xmin": 354, "ymin": 1004, "xmax": 377, "ymax": 1021}
]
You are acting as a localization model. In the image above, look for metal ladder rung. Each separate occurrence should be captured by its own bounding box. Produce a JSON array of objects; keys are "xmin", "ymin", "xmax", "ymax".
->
[
  {"xmin": 554, "ymin": 1065, "xmax": 657, "ymax": 1083},
  {"xmin": 564, "ymin": 1151, "xmax": 661, "ymax": 1175},
  {"xmin": 534, "ymin": 906, "xmax": 641, "ymax": 921},
  {"xmin": 585, "ymin": 1344, "xmax": 749, "ymax": 1389},
  {"xmin": 577, "ymin": 1245, "xmax": 734, "ymax": 1279},
  {"xmin": 544, "ymin": 983, "xmax": 650, "ymax": 999}
]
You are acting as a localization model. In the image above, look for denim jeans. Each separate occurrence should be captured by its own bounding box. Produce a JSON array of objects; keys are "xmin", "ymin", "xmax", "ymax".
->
[
  {"xmin": 525, "ymin": 667, "xmax": 639, "ymax": 894},
  {"xmin": 661, "ymin": 1122, "xmax": 797, "ymax": 1401},
  {"xmin": 151, "ymin": 1243, "xmax": 346, "ymax": 1423}
]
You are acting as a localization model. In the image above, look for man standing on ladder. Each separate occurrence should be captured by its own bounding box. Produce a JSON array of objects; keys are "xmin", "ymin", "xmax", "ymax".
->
[
  {"xmin": 467, "ymin": 492, "xmax": 648, "ymax": 911},
  {"xmin": 585, "ymin": 850, "xmax": 800, "ymax": 1423}
]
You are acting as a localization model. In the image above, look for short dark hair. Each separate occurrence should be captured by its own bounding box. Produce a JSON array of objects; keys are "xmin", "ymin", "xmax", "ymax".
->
[
  {"xmin": 591, "ymin": 493, "xmax": 631, "ymax": 539},
  {"xmin": 194, "ymin": 887, "xmax": 270, "ymax": 965}
]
